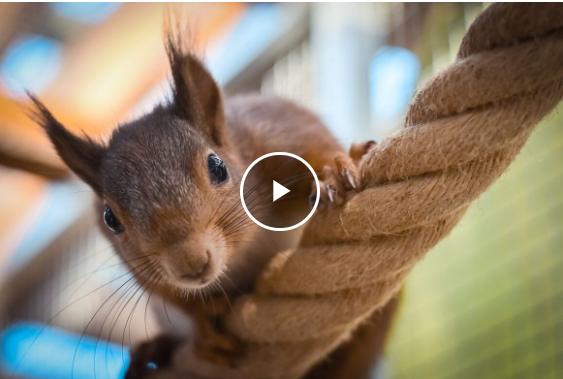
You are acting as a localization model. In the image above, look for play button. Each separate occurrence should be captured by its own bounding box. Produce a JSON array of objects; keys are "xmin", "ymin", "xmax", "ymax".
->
[
  {"xmin": 240, "ymin": 152, "xmax": 320, "ymax": 231},
  {"xmin": 272, "ymin": 180, "xmax": 290, "ymax": 202}
]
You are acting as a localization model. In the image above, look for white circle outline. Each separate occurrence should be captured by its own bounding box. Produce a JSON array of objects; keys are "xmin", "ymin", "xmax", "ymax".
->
[{"xmin": 239, "ymin": 152, "xmax": 320, "ymax": 231}]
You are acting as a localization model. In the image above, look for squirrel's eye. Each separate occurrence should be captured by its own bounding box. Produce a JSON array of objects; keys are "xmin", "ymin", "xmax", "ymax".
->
[
  {"xmin": 207, "ymin": 154, "xmax": 228, "ymax": 185},
  {"xmin": 104, "ymin": 206, "xmax": 124, "ymax": 234}
]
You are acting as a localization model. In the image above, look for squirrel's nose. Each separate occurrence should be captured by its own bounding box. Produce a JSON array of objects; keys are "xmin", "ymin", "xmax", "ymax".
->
[{"xmin": 177, "ymin": 251, "xmax": 212, "ymax": 282}]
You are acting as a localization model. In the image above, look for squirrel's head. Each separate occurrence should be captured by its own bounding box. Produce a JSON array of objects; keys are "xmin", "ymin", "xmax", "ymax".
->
[{"xmin": 30, "ymin": 35, "xmax": 254, "ymax": 293}]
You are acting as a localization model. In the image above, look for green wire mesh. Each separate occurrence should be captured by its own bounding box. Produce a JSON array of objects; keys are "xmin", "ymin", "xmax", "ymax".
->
[{"xmin": 387, "ymin": 105, "xmax": 563, "ymax": 379}]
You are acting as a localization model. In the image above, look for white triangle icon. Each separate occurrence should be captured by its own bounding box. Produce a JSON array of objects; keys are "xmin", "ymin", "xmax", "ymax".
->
[{"xmin": 273, "ymin": 180, "xmax": 291, "ymax": 202}]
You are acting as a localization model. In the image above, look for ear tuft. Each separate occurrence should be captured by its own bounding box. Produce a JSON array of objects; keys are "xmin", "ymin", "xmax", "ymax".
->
[
  {"xmin": 164, "ymin": 23, "xmax": 225, "ymax": 146},
  {"xmin": 28, "ymin": 94, "xmax": 106, "ymax": 194}
]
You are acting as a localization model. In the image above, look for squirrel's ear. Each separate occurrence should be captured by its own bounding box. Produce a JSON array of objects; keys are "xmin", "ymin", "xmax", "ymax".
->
[
  {"xmin": 166, "ymin": 38, "xmax": 225, "ymax": 146},
  {"xmin": 29, "ymin": 95, "xmax": 105, "ymax": 195}
]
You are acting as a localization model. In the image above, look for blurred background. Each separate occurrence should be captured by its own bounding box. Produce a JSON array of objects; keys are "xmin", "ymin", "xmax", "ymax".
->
[{"xmin": 0, "ymin": 3, "xmax": 561, "ymax": 379}]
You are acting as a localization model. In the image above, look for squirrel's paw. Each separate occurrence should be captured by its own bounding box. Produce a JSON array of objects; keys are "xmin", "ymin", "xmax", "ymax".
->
[
  {"xmin": 310, "ymin": 140, "xmax": 376, "ymax": 209},
  {"xmin": 190, "ymin": 296, "xmax": 244, "ymax": 369},
  {"xmin": 191, "ymin": 332, "xmax": 243, "ymax": 369},
  {"xmin": 125, "ymin": 335, "xmax": 183, "ymax": 379}
]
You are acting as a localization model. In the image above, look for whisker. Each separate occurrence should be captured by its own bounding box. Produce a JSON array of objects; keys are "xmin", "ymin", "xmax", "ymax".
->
[
  {"xmin": 143, "ymin": 274, "xmax": 163, "ymax": 341},
  {"xmin": 120, "ymin": 263, "xmax": 159, "ymax": 362},
  {"xmin": 10, "ymin": 259, "xmax": 152, "ymax": 377},
  {"xmin": 71, "ymin": 262, "xmax": 154, "ymax": 379},
  {"xmin": 96, "ymin": 273, "xmax": 143, "ymax": 379}
]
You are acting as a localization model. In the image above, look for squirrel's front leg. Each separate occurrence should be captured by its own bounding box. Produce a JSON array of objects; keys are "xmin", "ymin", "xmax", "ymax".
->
[
  {"xmin": 312, "ymin": 140, "xmax": 376, "ymax": 209},
  {"xmin": 187, "ymin": 297, "xmax": 244, "ymax": 369},
  {"xmin": 126, "ymin": 295, "xmax": 243, "ymax": 378}
]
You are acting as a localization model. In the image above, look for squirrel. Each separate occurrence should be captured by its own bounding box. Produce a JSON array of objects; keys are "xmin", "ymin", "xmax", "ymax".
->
[{"xmin": 31, "ymin": 31, "xmax": 398, "ymax": 379}]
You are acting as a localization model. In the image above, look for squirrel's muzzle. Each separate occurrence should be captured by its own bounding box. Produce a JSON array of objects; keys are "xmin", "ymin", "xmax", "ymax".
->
[{"xmin": 162, "ymin": 235, "xmax": 221, "ymax": 288}]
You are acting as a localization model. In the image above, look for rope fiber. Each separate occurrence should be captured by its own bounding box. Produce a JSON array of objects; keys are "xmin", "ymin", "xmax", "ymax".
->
[{"xmin": 173, "ymin": 3, "xmax": 563, "ymax": 378}]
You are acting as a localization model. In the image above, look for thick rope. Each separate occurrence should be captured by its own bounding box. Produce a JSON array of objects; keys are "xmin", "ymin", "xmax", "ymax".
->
[{"xmin": 177, "ymin": 3, "xmax": 563, "ymax": 378}]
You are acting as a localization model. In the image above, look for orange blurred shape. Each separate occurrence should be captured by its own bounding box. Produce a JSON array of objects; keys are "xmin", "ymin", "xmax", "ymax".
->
[{"xmin": 0, "ymin": 3, "xmax": 244, "ymax": 175}]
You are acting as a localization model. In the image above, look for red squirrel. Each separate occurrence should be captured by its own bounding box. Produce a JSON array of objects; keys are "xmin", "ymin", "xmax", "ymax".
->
[{"xmin": 31, "ymin": 31, "xmax": 397, "ymax": 379}]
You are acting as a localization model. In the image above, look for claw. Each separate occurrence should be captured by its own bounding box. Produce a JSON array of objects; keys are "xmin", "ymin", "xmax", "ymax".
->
[
  {"xmin": 345, "ymin": 170, "xmax": 356, "ymax": 189},
  {"xmin": 326, "ymin": 185, "xmax": 336, "ymax": 202}
]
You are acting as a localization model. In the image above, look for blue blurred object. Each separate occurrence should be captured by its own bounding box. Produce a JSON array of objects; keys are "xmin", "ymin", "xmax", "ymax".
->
[
  {"xmin": 1, "ymin": 322, "xmax": 129, "ymax": 379},
  {"xmin": 208, "ymin": 4, "xmax": 284, "ymax": 84},
  {"xmin": 369, "ymin": 46, "xmax": 421, "ymax": 121},
  {"xmin": 0, "ymin": 35, "xmax": 62, "ymax": 96},
  {"xmin": 51, "ymin": 3, "xmax": 121, "ymax": 24}
]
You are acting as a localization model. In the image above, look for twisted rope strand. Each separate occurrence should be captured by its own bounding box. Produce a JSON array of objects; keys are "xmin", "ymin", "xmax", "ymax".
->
[{"xmin": 179, "ymin": 4, "xmax": 563, "ymax": 379}]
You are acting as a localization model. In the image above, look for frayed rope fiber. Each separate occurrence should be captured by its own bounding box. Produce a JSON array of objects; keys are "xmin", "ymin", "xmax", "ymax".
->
[{"xmin": 180, "ymin": 3, "xmax": 563, "ymax": 378}]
